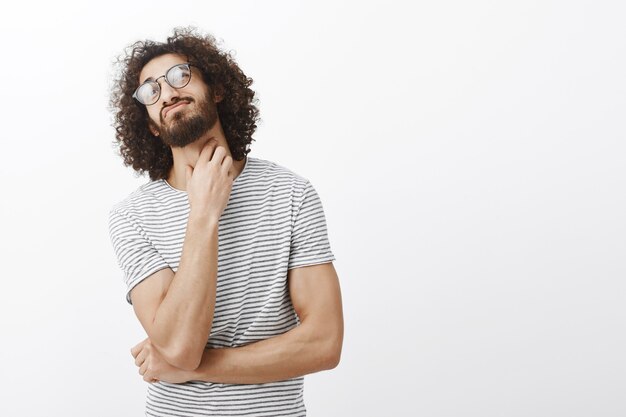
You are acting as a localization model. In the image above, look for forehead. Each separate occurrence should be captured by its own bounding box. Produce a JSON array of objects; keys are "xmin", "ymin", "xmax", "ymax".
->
[{"xmin": 139, "ymin": 53, "xmax": 187, "ymax": 84}]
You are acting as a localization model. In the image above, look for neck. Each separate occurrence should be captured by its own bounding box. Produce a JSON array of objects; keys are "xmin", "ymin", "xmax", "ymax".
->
[{"xmin": 165, "ymin": 120, "xmax": 246, "ymax": 192}]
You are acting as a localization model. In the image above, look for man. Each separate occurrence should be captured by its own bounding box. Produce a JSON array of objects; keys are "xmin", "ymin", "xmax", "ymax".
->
[{"xmin": 107, "ymin": 27, "xmax": 343, "ymax": 417}]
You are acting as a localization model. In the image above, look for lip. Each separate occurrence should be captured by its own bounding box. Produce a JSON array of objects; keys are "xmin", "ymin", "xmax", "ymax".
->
[{"xmin": 164, "ymin": 101, "xmax": 189, "ymax": 118}]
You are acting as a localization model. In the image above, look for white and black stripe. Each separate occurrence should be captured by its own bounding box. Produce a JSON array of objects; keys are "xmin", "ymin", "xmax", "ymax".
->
[{"xmin": 108, "ymin": 156, "xmax": 335, "ymax": 417}]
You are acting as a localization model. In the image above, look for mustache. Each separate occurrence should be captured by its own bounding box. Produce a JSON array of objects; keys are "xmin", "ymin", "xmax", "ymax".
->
[{"xmin": 161, "ymin": 98, "xmax": 194, "ymax": 118}]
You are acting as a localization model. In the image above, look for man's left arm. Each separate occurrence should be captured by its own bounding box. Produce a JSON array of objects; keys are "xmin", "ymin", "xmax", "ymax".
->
[{"xmin": 188, "ymin": 261, "xmax": 343, "ymax": 384}]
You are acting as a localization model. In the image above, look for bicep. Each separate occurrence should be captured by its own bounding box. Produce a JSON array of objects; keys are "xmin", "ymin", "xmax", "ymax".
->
[
  {"xmin": 130, "ymin": 267, "xmax": 175, "ymax": 335},
  {"xmin": 288, "ymin": 262, "xmax": 343, "ymax": 330}
]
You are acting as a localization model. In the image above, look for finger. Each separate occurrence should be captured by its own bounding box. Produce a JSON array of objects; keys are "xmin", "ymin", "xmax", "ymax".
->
[
  {"xmin": 135, "ymin": 347, "xmax": 148, "ymax": 367},
  {"xmin": 222, "ymin": 155, "xmax": 233, "ymax": 169},
  {"xmin": 130, "ymin": 342, "xmax": 144, "ymax": 358},
  {"xmin": 210, "ymin": 146, "xmax": 227, "ymax": 164},
  {"xmin": 139, "ymin": 360, "xmax": 148, "ymax": 376},
  {"xmin": 197, "ymin": 138, "xmax": 219, "ymax": 164},
  {"xmin": 143, "ymin": 367, "xmax": 155, "ymax": 383},
  {"xmin": 221, "ymin": 156, "xmax": 233, "ymax": 178}
]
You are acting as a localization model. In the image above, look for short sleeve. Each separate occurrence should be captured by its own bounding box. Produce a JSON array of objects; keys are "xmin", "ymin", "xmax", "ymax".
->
[
  {"xmin": 108, "ymin": 209, "xmax": 170, "ymax": 305},
  {"xmin": 288, "ymin": 181, "xmax": 336, "ymax": 270}
]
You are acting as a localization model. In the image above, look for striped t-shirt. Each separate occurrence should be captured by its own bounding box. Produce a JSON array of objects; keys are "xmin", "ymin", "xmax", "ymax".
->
[{"xmin": 108, "ymin": 155, "xmax": 336, "ymax": 417}]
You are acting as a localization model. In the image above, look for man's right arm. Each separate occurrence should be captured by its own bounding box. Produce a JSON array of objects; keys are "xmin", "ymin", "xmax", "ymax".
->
[
  {"xmin": 121, "ymin": 140, "xmax": 233, "ymax": 372},
  {"xmin": 129, "ymin": 212, "xmax": 218, "ymax": 371}
]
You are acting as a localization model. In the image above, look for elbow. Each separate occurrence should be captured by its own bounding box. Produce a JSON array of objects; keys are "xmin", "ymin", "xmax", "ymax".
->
[
  {"xmin": 156, "ymin": 342, "xmax": 203, "ymax": 371},
  {"xmin": 311, "ymin": 319, "xmax": 343, "ymax": 370},
  {"xmin": 170, "ymin": 351, "xmax": 202, "ymax": 372},
  {"xmin": 322, "ymin": 335, "xmax": 343, "ymax": 370}
]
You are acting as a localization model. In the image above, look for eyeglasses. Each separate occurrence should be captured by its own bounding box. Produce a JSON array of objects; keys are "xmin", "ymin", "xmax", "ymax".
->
[{"xmin": 133, "ymin": 63, "xmax": 194, "ymax": 106}]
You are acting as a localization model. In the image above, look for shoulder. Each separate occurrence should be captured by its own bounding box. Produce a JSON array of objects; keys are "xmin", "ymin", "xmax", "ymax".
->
[
  {"xmin": 246, "ymin": 156, "xmax": 310, "ymax": 189},
  {"xmin": 108, "ymin": 180, "xmax": 168, "ymax": 227}
]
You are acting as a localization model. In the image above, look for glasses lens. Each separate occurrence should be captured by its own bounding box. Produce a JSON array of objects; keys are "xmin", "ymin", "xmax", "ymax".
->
[
  {"xmin": 135, "ymin": 81, "xmax": 160, "ymax": 105},
  {"xmin": 167, "ymin": 64, "xmax": 191, "ymax": 88}
]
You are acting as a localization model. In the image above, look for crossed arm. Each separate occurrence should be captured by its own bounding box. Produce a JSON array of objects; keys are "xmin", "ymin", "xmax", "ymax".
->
[{"xmin": 131, "ymin": 262, "xmax": 344, "ymax": 384}]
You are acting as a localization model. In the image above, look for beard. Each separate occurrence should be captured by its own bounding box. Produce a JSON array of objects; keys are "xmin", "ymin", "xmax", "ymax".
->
[{"xmin": 151, "ymin": 93, "xmax": 219, "ymax": 148}]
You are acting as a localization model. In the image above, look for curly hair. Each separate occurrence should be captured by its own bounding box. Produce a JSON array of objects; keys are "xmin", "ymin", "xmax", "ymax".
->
[{"xmin": 109, "ymin": 27, "xmax": 259, "ymax": 181}]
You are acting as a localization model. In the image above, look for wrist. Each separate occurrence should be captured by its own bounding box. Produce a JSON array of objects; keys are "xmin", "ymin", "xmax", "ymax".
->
[
  {"xmin": 186, "ymin": 349, "xmax": 219, "ymax": 382},
  {"xmin": 185, "ymin": 367, "xmax": 200, "ymax": 382},
  {"xmin": 188, "ymin": 210, "xmax": 220, "ymax": 230}
]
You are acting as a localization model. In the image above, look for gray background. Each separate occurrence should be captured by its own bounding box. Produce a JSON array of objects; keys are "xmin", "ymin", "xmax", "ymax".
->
[{"xmin": 0, "ymin": 0, "xmax": 624, "ymax": 416}]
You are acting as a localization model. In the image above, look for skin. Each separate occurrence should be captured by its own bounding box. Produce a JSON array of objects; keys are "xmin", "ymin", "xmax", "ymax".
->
[
  {"xmin": 139, "ymin": 53, "xmax": 246, "ymax": 190},
  {"xmin": 130, "ymin": 53, "xmax": 344, "ymax": 384},
  {"xmin": 128, "ymin": 54, "xmax": 238, "ymax": 372}
]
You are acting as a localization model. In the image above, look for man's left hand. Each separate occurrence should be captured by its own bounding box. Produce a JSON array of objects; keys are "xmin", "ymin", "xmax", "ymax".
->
[{"xmin": 130, "ymin": 337, "xmax": 194, "ymax": 384}]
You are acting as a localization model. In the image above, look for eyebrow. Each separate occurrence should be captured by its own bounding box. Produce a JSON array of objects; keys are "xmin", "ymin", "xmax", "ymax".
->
[
  {"xmin": 140, "ymin": 75, "xmax": 156, "ymax": 84},
  {"xmin": 140, "ymin": 70, "xmax": 167, "ymax": 84},
  {"xmin": 139, "ymin": 62, "xmax": 189, "ymax": 85}
]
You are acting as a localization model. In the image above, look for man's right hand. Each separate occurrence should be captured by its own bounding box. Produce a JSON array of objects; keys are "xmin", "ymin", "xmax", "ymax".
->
[{"xmin": 185, "ymin": 138, "xmax": 235, "ymax": 221}]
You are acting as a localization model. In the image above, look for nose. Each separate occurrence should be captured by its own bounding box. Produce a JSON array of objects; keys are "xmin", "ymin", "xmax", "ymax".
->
[{"xmin": 159, "ymin": 80, "xmax": 181, "ymax": 106}]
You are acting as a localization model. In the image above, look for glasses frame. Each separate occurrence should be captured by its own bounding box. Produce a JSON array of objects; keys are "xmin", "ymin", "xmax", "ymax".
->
[{"xmin": 132, "ymin": 63, "xmax": 195, "ymax": 106}]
